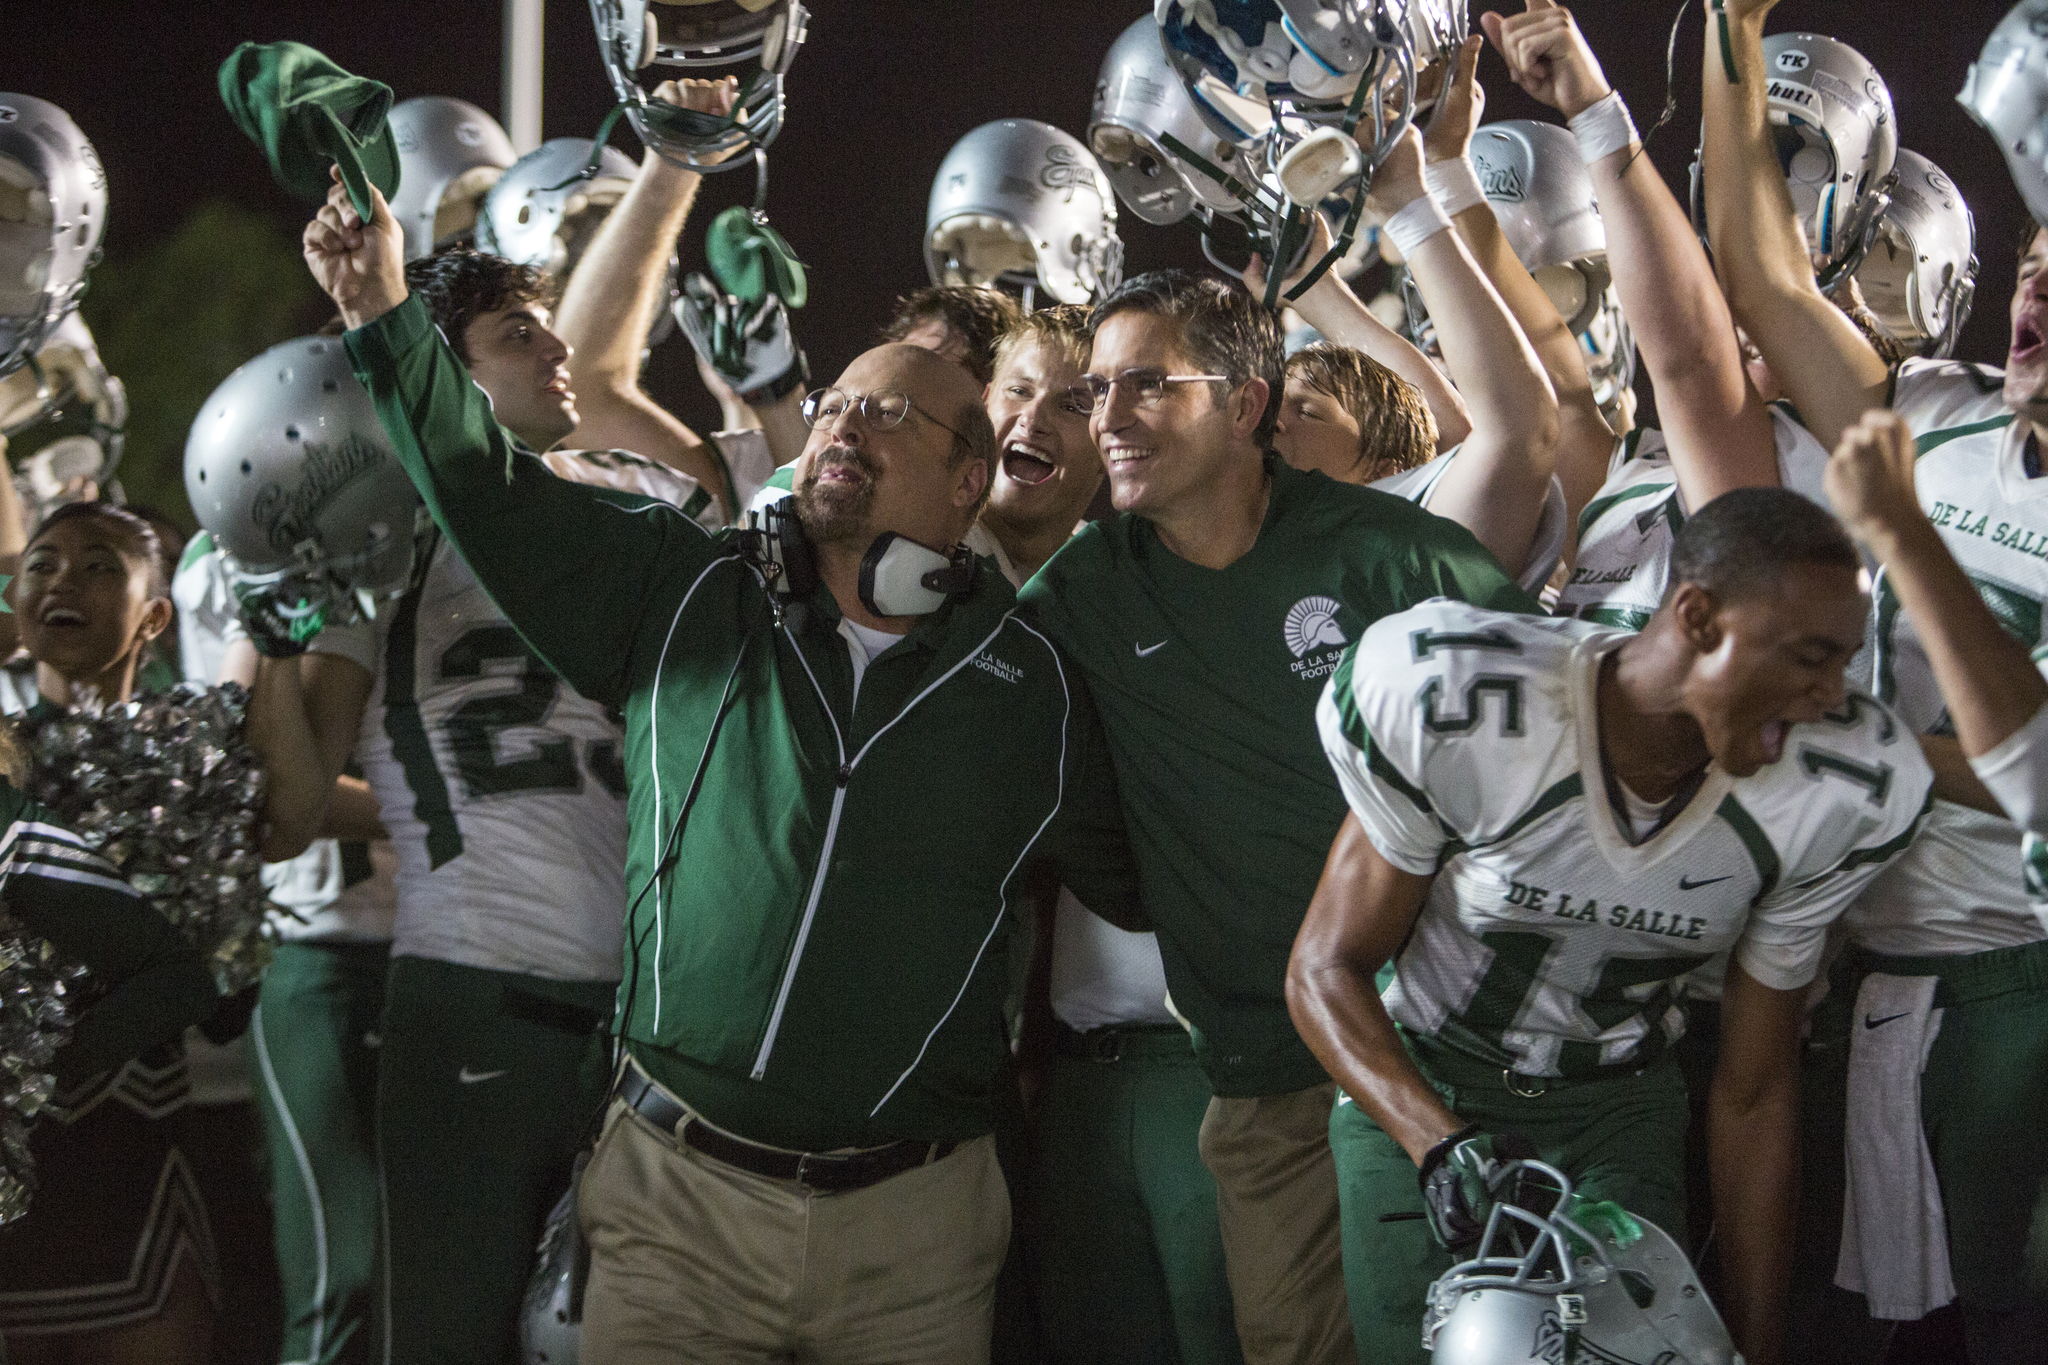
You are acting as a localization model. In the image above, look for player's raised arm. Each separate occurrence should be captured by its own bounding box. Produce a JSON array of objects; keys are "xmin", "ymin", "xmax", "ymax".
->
[
  {"xmin": 1245, "ymin": 213, "xmax": 1473, "ymax": 452},
  {"xmin": 1368, "ymin": 124, "xmax": 1560, "ymax": 582},
  {"xmin": 307, "ymin": 170, "xmax": 689, "ymax": 705},
  {"xmin": 1829, "ymin": 410, "xmax": 2048, "ymax": 825},
  {"xmin": 1424, "ymin": 34, "xmax": 1608, "ymax": 536},
  {"xmin": 1486, "ymin": 0, "xmax": 1777, "ymax": 504},
  {"xmin": 552, "ymin": 78, "xmax": 735, "ymax": 514},
  {"xmin": 1699, "ymin": 0, "xmax": 1888, "ymax": 452}
]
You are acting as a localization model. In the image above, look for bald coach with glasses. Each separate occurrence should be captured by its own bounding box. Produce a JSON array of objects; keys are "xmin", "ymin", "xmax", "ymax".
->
[
  {"xmin": 305, "ymin": 177, "xmax": 1143, "ymax": 1365},
  {"xmin": 1017, "ymin": 268, "xmax": 1543, "ymax": 1365}
]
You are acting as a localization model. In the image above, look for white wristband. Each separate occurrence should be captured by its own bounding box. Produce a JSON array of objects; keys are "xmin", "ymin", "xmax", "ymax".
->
[
  {"xmin": 1424, "ymin": 156, "xmax": 1488, "ymax": 218},
  {"xmin": 1569, "ymin": 91, "xmax": 1639, "ymax": 165},
  {"xmin": 1382, "ymin": 193, "xmax": 1454, "ymax": 260}
]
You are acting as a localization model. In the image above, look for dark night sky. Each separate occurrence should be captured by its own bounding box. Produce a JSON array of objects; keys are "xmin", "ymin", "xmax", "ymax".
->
[{"xmin": 5, "ymin": 2, "xmax": 2030, "ymax": 438}]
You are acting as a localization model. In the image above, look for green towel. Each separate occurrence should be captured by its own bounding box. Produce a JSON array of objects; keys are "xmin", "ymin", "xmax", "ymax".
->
[
  {"xmin": 218, "ymin": 40, "xmax": 400, "ymax": 220},
  {"xmin": 705, "ymin": 205, "xmax": 807, "ymax": 309}
]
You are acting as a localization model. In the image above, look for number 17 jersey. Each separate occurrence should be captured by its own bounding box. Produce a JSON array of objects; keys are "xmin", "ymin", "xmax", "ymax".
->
[{"xmin": 1318, "ymin": 602, "xmax": 1931, "ymax": 1079}]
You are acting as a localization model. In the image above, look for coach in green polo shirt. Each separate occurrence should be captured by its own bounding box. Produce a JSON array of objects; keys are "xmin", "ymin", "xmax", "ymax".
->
[
  {"xmin": 1018, "ymin": 267, "xmax": 1540, "ymax": 1365},
  {"xmin": 303, "ymin": 172, "xmax": 1139, "ymax": 1364}
]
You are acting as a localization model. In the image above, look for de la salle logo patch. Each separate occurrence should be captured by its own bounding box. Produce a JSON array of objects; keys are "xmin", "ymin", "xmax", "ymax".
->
[{"xmin": 1284, "ymin": 596, "xmax": 1347, "ymax": 681}]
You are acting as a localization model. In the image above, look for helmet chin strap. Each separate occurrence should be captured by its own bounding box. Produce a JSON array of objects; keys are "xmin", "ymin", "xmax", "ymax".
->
[{"xmin": 856, "ymin": 532, "xmax": 975, "ymax": 618}]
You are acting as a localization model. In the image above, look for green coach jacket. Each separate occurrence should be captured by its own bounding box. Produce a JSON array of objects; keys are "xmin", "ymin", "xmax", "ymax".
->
[{"xmin": 346, "ymin": 296, "xmax": 1140, "ymax": 1150}]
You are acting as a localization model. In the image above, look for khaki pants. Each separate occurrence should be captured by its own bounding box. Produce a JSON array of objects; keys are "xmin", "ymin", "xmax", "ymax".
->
[
  {"xmin": 578, "ymin": 1098, "xmax": 1010, "ymax": 1365},
  {"xmin": 1198, "ymin": 1084, "xmax": 1354, "ymax": 1365}
]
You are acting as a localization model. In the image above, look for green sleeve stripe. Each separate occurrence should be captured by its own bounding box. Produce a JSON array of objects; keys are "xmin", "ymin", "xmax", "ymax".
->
[
  {"xmin": 1715, "ymin": 794, "xmax": 1781, "ymax": 901},
  {"xmin": 1577, "ymin": 480, "xmax": 1671, "ymax": 540},
  {"xmin": 1577, "ymin": 606, "xmax": 1654, "ymax": 631},
  {"xmin": 1829, "ymin": 788, "xmax": 1935, "ymax": 876},
  {"xmin": 1915, "ymin": 413, "xmax": 2014, "ymax": 458},
  {"xmin": 1474, "ymin": 774, "xmax": 1584, "ymax": 849},
  {"xmin": 381, "ymin": 545, "xmax": 464, "ymax": 869},
  {"xmin": 177, "ymin": 531, "xmax": 216, "ymax": 573},
  {"xmin": 1618, "ymin": 427, "xmax": 1649, "ymax": 466},
  {"xmin": 1332, "ymin": 648, "xmax": 1434, "ymax": 817}
]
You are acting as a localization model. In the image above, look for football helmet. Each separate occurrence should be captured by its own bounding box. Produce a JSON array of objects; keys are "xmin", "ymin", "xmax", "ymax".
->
[
  {"xmin": 1853, "ymin": 149, "xmax": 1977, "ymax": 358},
  {"xmin": 1960, "ymin": 1, "xmax": 2048, "ymax": 226},
  {"xmin": 1092, "ymin": 16, "xmax": 1264, "ymax": 226},
  {"xmin": 388, "ymin": 96, "xmax": 518, "ymax": 262},
  {"xmin": 1156, "ymin": 0, "xmax": 1463, "ymax": 118},
  {"xmin": 925, "ymin": 120, "xmax": 1123, "ymax": 306},
  {"xmin": 476, "ymin": 137, "xmax": 639, "ymax": 276},
  {"xmin": 1758, "ymin": 33, "xmax": 1897, "ymax": 283},
  {"xmin": 0, "ymin": 95, "xmax": 106, "ymax": 382},
  {"xmin": 0, "ymin": 311, "xmax": 123, "ymax": 486},
  {"xmin": 519, "ymin": 1175, "xmax": 587, "ymax": 1364},
  {"xmin": 588, "ymin": 0, "xmax": 808, "ymax": 173},
  {"xmin": 1423, "ymin": 1160, "xmax": 1741, "ymax": 1365},
  {"xmin": 184, "ymin": 336, "xmax": 424, "ymax": 612}
]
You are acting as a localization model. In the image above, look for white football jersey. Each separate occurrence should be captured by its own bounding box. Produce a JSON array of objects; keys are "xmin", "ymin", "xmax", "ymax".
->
[
  {"xmin": 1372, "ymin": 447, "xmax": 1569, "ymax": 595},
  {"xmin": 1557, "ymin": 409, "xmax": 1832, "ymax": 631},
  {"xmin": 351, "ymin": 449, "xmax": 696, "ymax": 981},
  {"xmin": 172, "ymin": 532, "xmax": 396, "ymax": 945},
  {"xmin": 1852, "ymin": 358, "xmax": 2048, "ymax": 954},
  {"xmin": 1319, "ymin": 601, "xmax": 1929, "ymax": 1078}
]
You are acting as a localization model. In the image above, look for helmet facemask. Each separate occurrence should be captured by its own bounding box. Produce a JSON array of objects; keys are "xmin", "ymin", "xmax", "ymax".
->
[
  {"xmin": 588, "ymin": 0, "xmax": 809, "ymax": 174},
  {"xmin": 0, "ymin": 97, "xmax": 106, "ymax": 383}
]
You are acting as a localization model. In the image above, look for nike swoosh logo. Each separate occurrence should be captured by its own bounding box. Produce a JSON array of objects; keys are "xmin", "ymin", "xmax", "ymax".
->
[
  {"xmin": 1677, "ymin": 874, "xmax": 1733, "ymax": 890},
  {"xmin": 458, "ymin": 1066, "xmax": 511, "ymax": 1084},
  {"xmin": 1864, "ymin": 1012, "xmax": 1912, "ymax": 1030},
  {"xmin": 1135, "ymin": 640, "xmax": 1169, "ymax": 658}
]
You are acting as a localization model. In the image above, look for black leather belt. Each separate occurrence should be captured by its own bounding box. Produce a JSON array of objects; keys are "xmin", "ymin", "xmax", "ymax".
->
[{"xmin": 614, "ymin": 1059, "xmax": 957, "ymax": 1194}]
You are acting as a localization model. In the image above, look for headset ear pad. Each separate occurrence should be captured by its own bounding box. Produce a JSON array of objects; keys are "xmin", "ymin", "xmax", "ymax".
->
[{"xmin": 856, "ymin": 533, "xmax": 975, "ymax": 619}]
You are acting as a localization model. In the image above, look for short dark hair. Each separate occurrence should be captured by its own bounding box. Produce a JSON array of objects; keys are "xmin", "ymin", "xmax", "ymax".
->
[
  {"xmin": 879, "ymin": 286, "xmax": 1023, "ymax": 385},
  {"xmin": 405, "ymin": 248, "xmax": 557, "ymax": 365},
  {"xmin": 29, "ymin": 500, "xmax": 170, "ymax": 597},
  {"xmin": 1086, "ymin": 269, "xmax": 1284, "ymax": 447},
  {"xmin": 1286, "ymin": 342, "xmax": 1436, "ymax": 476},
  {"xmin": 1667, "ymin": 487, "xmax": 1859, "ymax": 604}
]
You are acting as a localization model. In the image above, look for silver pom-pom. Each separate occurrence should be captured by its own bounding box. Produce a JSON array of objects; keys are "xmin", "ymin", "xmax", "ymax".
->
[
  {"xmin": 0, "ymin": 911, "xmax": 86, "ymax": 1226},
  {"xmin": 20, "ymin": 682, "xmax": 274, "ymax": 995}
]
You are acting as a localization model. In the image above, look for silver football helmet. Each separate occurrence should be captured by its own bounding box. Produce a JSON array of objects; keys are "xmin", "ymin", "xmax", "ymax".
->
[
  {"xmin": 184, "ymin": 336, "xmax": 424, "ymax": 610},
  {"xmin": 1853, "ymin": 149, "xmax": 1977, "ymax": 358},
  {"xmin": 588, "ymin": 0, "xmax": 808, "ymax": 173},
  {"xmin": 476, "ymin": 138, "xmax": 639, "ymax": 276},
  {"xmin": 388, "ymin": 97, "xmax": 518, "ymax": 262},
  {"xmin": 1155, "ymin": 0, "xmax": 1462, "ymax": 118},
  {"xmin": 1424, "ymin": 1160, "xmax": 1741, "ymax": 1365},
  {"xmin": 926, "ymin": 120, "xmax": 1124, "ymax": 306},
  {"xmin": 1758, "ymin": 32, "xmax": 1898, "ymax": 283},
  {"xmin": 519, "ymin": 1175, "xmax": 587, "ymax": 1365},
  {"xmin": 0, "ymin": 95, "xmax": 106, "ymax": 382},
  {"xmin": 1092, "ymin": 16, "xmax": 1265, "ymax": 226},
  {"xmin": 0, "ymin": 311, "xmax": 123, "ymax": 485},
  {"xmin": 1960, "ymin": 1, "xmax": 2048, "ymax": 226}
]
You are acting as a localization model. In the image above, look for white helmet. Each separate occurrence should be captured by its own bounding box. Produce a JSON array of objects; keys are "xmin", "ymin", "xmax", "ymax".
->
[
  {"xmin": 1091, "ymin": 16, "xmax": 1264, "ymax": 226},
  {"xmin": 925, "ymin": 120, "xmax": 1124, "ymax": 306},
  {"xmin": 1468, "ymin": 121, "xmax": 1608, "ymax": 334},
  {"xmin": 588, "ymin": 0, "xmax": 808, "ymax": 172},
  {"xmin": 1854, "ymin": 149, "xmax": 1977, "ymax": 358},
  {"xmin": 1758, "ymin": 32, "xmax": 1898, "ymax": 282},
  {"xmin": 476, "ymin": 137, "xmax": 639, "ymax": 276},
  {"xmin": 183, "ymin": 336, "xmax": 423, "ymax": 605},
  {"xmin": 388, "ymin": 97, "xmax": 518, "ymax": 262},
  {"xmin": 0, "ymin": 311, "xmax": 123, "ymax": 485},
  {"xmin": 1424, "ymin": 1160, "xmax": 1740, "ymax": 1365},
  {"xmin": 0, "ymin": 96, "xmax": 106, "ymax": 382},
  {"xmin": 1154, "ymin": 0, "xmax": 1460, "ymax": 116},
  {"xmin": 1960, "ymin": 1, "xmax": 2048, "ymax": 226},
  {"xmin": 519, "ymin": 1177, "xmax": 586, "ymax": 1364}
]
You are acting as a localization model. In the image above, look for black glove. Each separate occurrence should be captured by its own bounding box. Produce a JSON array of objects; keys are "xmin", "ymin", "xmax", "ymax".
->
[
  {"xmin": 1418, "ymin": 1127, "xmax": 1539, "ymax": 1253},
  {"xmin": 200, "ymin": 981, "xmax": 261, "ymax": 1045}
]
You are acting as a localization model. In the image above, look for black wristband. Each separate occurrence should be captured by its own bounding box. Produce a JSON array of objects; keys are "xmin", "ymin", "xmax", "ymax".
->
[
  {"xmin": 740, "ymin": 350, "xmax": 809, "ymax": 406},
  {"xmin": 1417, "ymin": 1123, "xmax": 1484, "ymax": 1185}
]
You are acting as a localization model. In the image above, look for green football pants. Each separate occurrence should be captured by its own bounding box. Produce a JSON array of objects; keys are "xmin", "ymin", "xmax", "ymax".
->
[
  {"xmin": 375, "ymin": 956, "xmax": 613, "ymax": 1365},
  {"xmin": 248, "ymin": 939, "xmax": 390, "ymax": 1365},
  {"xmin": 1329, "ymin": 1036, "xmax": 1689, "ymax": 1365},
  {"xmin": 1027, "ymin": 1025, "xmax": 1244, "ymax": 1365}
]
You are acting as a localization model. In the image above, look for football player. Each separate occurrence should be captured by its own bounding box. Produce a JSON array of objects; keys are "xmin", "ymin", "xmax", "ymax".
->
[
  {"xmin": 1707, "ymin": 1, "xmax": 2048, "ymax": 1356},
  {"xmin": 1292, "ymin": 488, "xmax": 1931, "ymax": 1365}
]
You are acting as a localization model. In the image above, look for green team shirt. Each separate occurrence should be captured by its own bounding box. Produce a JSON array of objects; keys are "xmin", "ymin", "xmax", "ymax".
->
[
  {"xmin": 1018, "ymin": 457, "xmax": 1535, "ymax": 1095},
  {"xmin": 346, "ymin": 296, "xmax": 1139, "ymax": 1149}
]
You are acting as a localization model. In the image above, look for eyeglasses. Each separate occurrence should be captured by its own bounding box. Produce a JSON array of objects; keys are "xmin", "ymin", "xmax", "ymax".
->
[
  {"xmin": 1078, "ymin": 369, "xmax": 1231, "ymax": 413},
  {"xmin": 800, "ymin": 387, "xmax": 969, "ymax": 445}
]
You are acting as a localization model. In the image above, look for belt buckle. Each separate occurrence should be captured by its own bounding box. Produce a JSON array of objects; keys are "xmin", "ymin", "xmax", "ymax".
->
[
  {"xmin": 795, "ymin": 1150, "xmax": 849, "ymax": 1189},
  {"xmin": 1504, "ymin": 1069, "xmax": 1547, "ymax": 1099}
]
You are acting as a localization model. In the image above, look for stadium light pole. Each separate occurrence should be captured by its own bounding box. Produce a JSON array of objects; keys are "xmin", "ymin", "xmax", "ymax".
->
[{"xmin": 503, "ymin": 0, "xmax": 544, "ymax": 155}]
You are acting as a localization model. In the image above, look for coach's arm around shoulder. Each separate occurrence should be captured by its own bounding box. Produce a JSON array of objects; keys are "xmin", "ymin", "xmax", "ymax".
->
[{"xmin": 305, "ymin": 167, "xmax": 699, "ymax": 706}]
